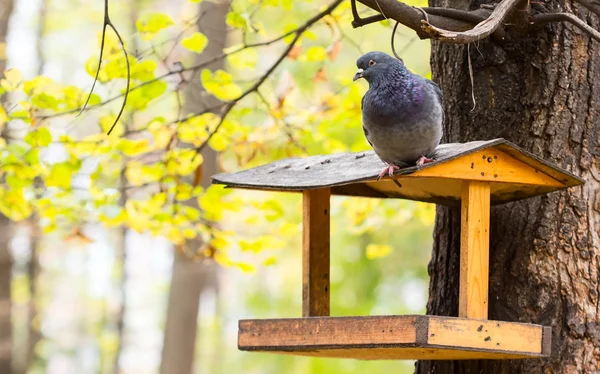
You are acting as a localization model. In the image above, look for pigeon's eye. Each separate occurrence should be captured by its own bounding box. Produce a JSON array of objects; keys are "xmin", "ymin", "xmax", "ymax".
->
[{"xmin": 368, "ymin": 60, "xmax": 376, "ymax": 66}]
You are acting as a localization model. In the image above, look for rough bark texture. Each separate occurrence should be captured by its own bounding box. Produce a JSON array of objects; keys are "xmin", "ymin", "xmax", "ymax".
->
[
  {"xmin": 159, "ymin": 1, "xmax": 226, "ymax": 373},
  {"xmin": 417, "ymin": 0, "xmax": 600, "ymax": 373}
]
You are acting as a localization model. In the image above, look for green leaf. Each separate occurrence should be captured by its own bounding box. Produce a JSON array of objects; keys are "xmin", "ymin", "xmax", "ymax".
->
[
  {"xmin": 181, "ymin": 32, "xmax": 208, "ymax": 54},
  {"xmin": 226, "ymin": 12, "xmax": 246, "ymax": 29},
  {"xmin": 126, "ymin": 80, "xmax": 167, "ymax": 110},
  {"xmin": 136, "ymin": 13, "xmax": 174, "ymax": 41},
  {"xmin": 130, "ymin": 60, "xmax": 158, "ymax": 81},
  {"xmin": 200, "ymin": 69, "xmax": 242, "ymax": 101},
  {"xmin": 46, "ymin": 163, "xmax": 75, "ymax": 189},
  {"xmin": 24, "ymin": 128, "xmax": 52, "ymax": 147}
]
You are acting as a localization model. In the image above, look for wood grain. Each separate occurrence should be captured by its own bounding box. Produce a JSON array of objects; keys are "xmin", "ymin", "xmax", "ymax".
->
[
  {"xmin": 411, "ymin": 148, "xmax": 564, "ymax": 187},
  {"xmin": 302, "ymin": 188, "xmax": 330, "ymax": 317},
  {"xmin": 238, "ymin": 315, "xmax": 549, "ymax": 360},
  {"xmin": 459, "ymin": 181, "xmax": 490, "ymax": 319}
]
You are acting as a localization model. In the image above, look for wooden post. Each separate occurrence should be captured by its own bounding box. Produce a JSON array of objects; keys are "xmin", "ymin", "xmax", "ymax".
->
[
  {"xmin": 302, "ymin": 188, "xmax": 330, "ymax": 317},
  {"xmin": 459, "ymin": 181, "xmax": 490, "ymax": 319}
]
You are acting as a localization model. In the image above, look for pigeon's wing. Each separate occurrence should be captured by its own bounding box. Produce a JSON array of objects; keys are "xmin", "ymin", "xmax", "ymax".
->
[
  {"xmin": 362, "ymin": 124, "xmax": 373, "ymax": 148},
  {"xmin": 426, "ymin": 80, "xmax": 444, "ymax": 121}
]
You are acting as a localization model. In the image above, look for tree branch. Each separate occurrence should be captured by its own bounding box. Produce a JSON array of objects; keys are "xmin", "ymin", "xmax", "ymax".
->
[
  {"xmin": 194, "ymin": 0, "xmax": 344, "ymax": 155},
  {"xmin": 532, "ymin": 12, "xmax": 600, "ymax": 42},
  {"xmin": 356, "ymin": 0, "xmax": 479, "ymax": 38},
  {"xmin": 421, "ymin": 0, "xmax": 522, "ymax": 43}
]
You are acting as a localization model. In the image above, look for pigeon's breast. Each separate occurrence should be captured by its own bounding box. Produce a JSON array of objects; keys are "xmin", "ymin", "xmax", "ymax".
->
[{"xmin": 362, "ymin": 87, "xmax": 443, "ymax": 165}]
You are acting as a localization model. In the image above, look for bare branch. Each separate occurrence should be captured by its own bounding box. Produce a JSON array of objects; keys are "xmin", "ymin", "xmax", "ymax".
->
[
  {"xmin": 194, "ymin": 0, "xmax": 344, "ymax": 155},
  {"xmin": 422, "ymin": 7, "xmax": 488, "ymax": 25},
  {"xmin": 421, "ymin": 0, "xmax": 522, "ymax": 43},
  {"xmin": 532, "ymin": 12, "xmax": 600, "ymax": 42},
  {"xmin": 357, "ymin": 0, "xmax": 477, "ymax": 38},
  {"xmin": 78, "ymin": 0, "xmax": 130, "ymax": 136}
]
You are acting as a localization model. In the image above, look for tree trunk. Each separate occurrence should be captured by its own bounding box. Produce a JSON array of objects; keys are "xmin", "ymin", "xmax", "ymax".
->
[
  {"xmin": 417, "ymin": 2, "xmax": 600, "ymax": 373},
  {"xmin": 159, "ymin": 1, "xmax": 226, "ymax": 373},
  {"xmin": 0, "ymin": 0, "xmax": 15, "ymax": 372}
]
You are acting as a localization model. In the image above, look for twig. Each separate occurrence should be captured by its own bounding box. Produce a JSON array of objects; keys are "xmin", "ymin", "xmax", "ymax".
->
[
  {"xmin": 421, "ymin": 0, "xmax": 522, "ymax": 43},
  {"xmin": 422, "ymin": 7, "xmax": 488, "ymax": 24},
  {"xmin": 194, "ymin": 0, "xmax": 343, "ymax": 155},
  {"xmin": 357, "ymin": 0, "xmax": 476, "ymax": 38},
  {"xmin": 38, "ymin": 15, "xmax": 330, "ymax": 121},
  {"xmin": 351, "ymin": 0, "xmax": 386, "ymax": 27},
  {"xmin": 532, "ymin": 12, "xmax": 600, "ymax": 42},
  {"xmin": 78, "ymin": 0, "xmax": 130, "ymax": 136},
  {"xmin": 255, "ymin": 89, "xmax": 307, "ymax": 154}
]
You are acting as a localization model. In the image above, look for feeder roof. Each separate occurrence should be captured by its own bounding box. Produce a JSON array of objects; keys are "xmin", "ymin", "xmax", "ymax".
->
[{"xmin": 212, "ymin": 139, "xmax": 583, "ymax": 206}]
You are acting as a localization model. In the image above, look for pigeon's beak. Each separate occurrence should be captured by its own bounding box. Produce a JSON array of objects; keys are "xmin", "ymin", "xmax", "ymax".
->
[{"xmin": 353, "ymin": 68, "xmax": 364, "ymax": 82}]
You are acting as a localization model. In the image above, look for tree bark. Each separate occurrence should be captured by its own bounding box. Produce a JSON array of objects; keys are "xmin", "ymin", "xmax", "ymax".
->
[
  {"xmin": 0, "ymin": 0, "xmax": 15, "ymax": 372},
  {"xmin": 159, "ymin": 1, "xmax": 226, "ymax": 373},
  {"xmin": 417, "ymin": 1, "xmax": 600, "ymax": 373}
]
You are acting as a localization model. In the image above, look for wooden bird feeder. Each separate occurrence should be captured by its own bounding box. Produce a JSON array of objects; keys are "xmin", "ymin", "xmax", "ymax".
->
[{"xmin": 211, "ymin": 139, "xmax": 583, "ymax": 361}]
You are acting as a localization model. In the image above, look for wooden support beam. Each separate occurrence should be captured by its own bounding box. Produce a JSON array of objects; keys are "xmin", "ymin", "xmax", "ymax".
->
[
  {"xmin": 302, "ymin": 188, "xmax": 330, "ymax": 317},
  {"xmin": 459, "ymin": 181, "xmax": 490, "ymax": 319}
]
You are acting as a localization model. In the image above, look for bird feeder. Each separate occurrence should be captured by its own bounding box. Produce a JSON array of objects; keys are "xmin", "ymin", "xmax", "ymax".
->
[{"xmin": 211, "ymin": 139, "xmax": 583, "ymax": 360}]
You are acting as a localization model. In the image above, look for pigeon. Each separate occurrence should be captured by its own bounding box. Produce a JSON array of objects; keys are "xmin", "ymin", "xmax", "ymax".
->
[{"xmin": 353, "ymin": 51, "xmax": 444, "ymax": 180}]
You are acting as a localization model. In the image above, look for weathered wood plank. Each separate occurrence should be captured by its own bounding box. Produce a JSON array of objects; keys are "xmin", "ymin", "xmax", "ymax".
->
[
  {"xmin": 212, "ymin": 139, "xmax": 582, "ymax": 206},
  {"xmin": 302, "ymin": 188, "xmax": 330, "ymax": 317},
  {"xmin": 237, "ymin": 315, "xmax": 549, "ymax": 360},
  {"xmin": 459, "ymin": 181, "xmax": 490, "ymax": 319},
  {"xmin": 411, "ymin": 148, "xmax": 564, "ymax": 187},
  {"xmin": 238, "ymin": 315, "xmax": 419, "ymax": 348},
  {"xmin": 427, "ymin": 317, "xmax": 542, "ymax": 354}
]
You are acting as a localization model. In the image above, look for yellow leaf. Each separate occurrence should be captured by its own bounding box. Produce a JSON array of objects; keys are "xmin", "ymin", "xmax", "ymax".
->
[
  {"xmin": 136, "ymin": 13, "xmax": 174, "ymax": 41},
  {"xmin": 304, "ymin": 46, "xmax": 327, "ymax": 62},
  {"xmin": 200, "ymin": 69, "xmax": 242, "ymax": 100},
  {"xmin": 181, "ymin": 32, "xmax": 208, "ymax": 54},
  {"xmin": 366, "ymin": 244, "xmax": 392, "ymax": 260},
  {"xmin": 1, "ymin": 68, "xmax": 22, "ymax": 91}
]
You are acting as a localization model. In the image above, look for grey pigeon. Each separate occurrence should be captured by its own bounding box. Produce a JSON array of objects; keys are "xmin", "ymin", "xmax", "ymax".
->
[{"xmin": 353, "ymin": 51, "xmax": 444, "ymax": 180}]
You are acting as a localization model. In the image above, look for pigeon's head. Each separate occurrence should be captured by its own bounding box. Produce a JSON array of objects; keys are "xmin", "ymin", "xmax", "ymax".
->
[{"xmin": 353, "ymin": 51, "xmax": 403, "ymax": 83}]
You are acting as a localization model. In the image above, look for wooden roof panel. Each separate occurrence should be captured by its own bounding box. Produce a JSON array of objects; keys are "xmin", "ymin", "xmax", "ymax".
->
[{"xmin": 212, "ymin": 139, "xmax": 583, "ymax": 206}]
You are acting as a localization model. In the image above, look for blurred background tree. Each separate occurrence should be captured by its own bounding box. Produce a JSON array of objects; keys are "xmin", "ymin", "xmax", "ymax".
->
[{"xmin": 0, "ymin": 0, "xmax": 435, "ymax": 373}]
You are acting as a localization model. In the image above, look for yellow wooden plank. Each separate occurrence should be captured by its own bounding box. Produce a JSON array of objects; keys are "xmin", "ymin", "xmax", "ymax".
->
[
  {"xmin": 275, "ymin": 347, "xmax": 539, "ymax": 360},
  {"xmin": 460, "ymin": 181, "xmax": 490, "ymax": 319},
  {"xmin": 302, "ymin": 188, "xmax": 330, "ymax": 317},
  {"xmin": 238, "ymin": 316, "xmax": 549, "ymax": 360},
  {"xmin": 427, "ymin": 317, "xmax": 544, "ymax": 355},
  {"xmin": 239, "ymin": 316, "xmax": 418, "ymax": 348},
  {"xmin": 411, "ymin": 148, "xmax": 564, "ymax": 187}
]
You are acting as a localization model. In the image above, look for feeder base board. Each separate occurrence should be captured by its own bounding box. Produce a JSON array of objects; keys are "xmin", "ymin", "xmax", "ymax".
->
[{"xmin": 238, "ymin": 315, "xmax": 551, "ymax": 360}]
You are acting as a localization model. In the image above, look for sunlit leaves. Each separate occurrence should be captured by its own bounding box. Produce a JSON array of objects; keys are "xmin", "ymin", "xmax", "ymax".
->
[
  {"xmin": 1, "ymin": 68, "xmax": 22, "ymax": 92},
  {"xmin": 46, "ymin": 163, "xmax": 76, "ymax": 189},
  {"xmin": 304, "ymin": 46, "xmax": 327, "ymax": 61},
  {"xmin": 181, "ymin": 32, "xmax": 208, "ymax": 54},
  {"xmin": 24, "ymin": 128, "xmax": 52, "ymax": 147},
  {"xmin": 136, "ymin": 13, "xmax": 174, "ymax": 41},
  {"xmin": 200, "ymin": 69, "xmax": 242, "ymax": 100},
  {"xmin": 125, "ymin": 80, "xmax": 167, "ymax": 110},
  {"xmin": 365, "ymin": 243, "xmax": 393, "ymax": 259},
  {"xmin": 226, "ymin": 12, "xmax": 247, "ymax": 29},
  {"xmin": 0, "ymin": 188, "xmax": 33, "ymax": 221},
  {"xmin": 165, "ymin": 149, "xmax": 203, "ymax": 176}
]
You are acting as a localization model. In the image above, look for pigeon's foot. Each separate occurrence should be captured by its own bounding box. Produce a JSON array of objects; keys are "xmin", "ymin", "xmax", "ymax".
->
[
  {"xmin": 416, "ymin": 155, "xmax": 434, "ymax": 167},
  {"xmin": 376, "ymin": 163, "xmax": 400, "ymax": 181}
]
